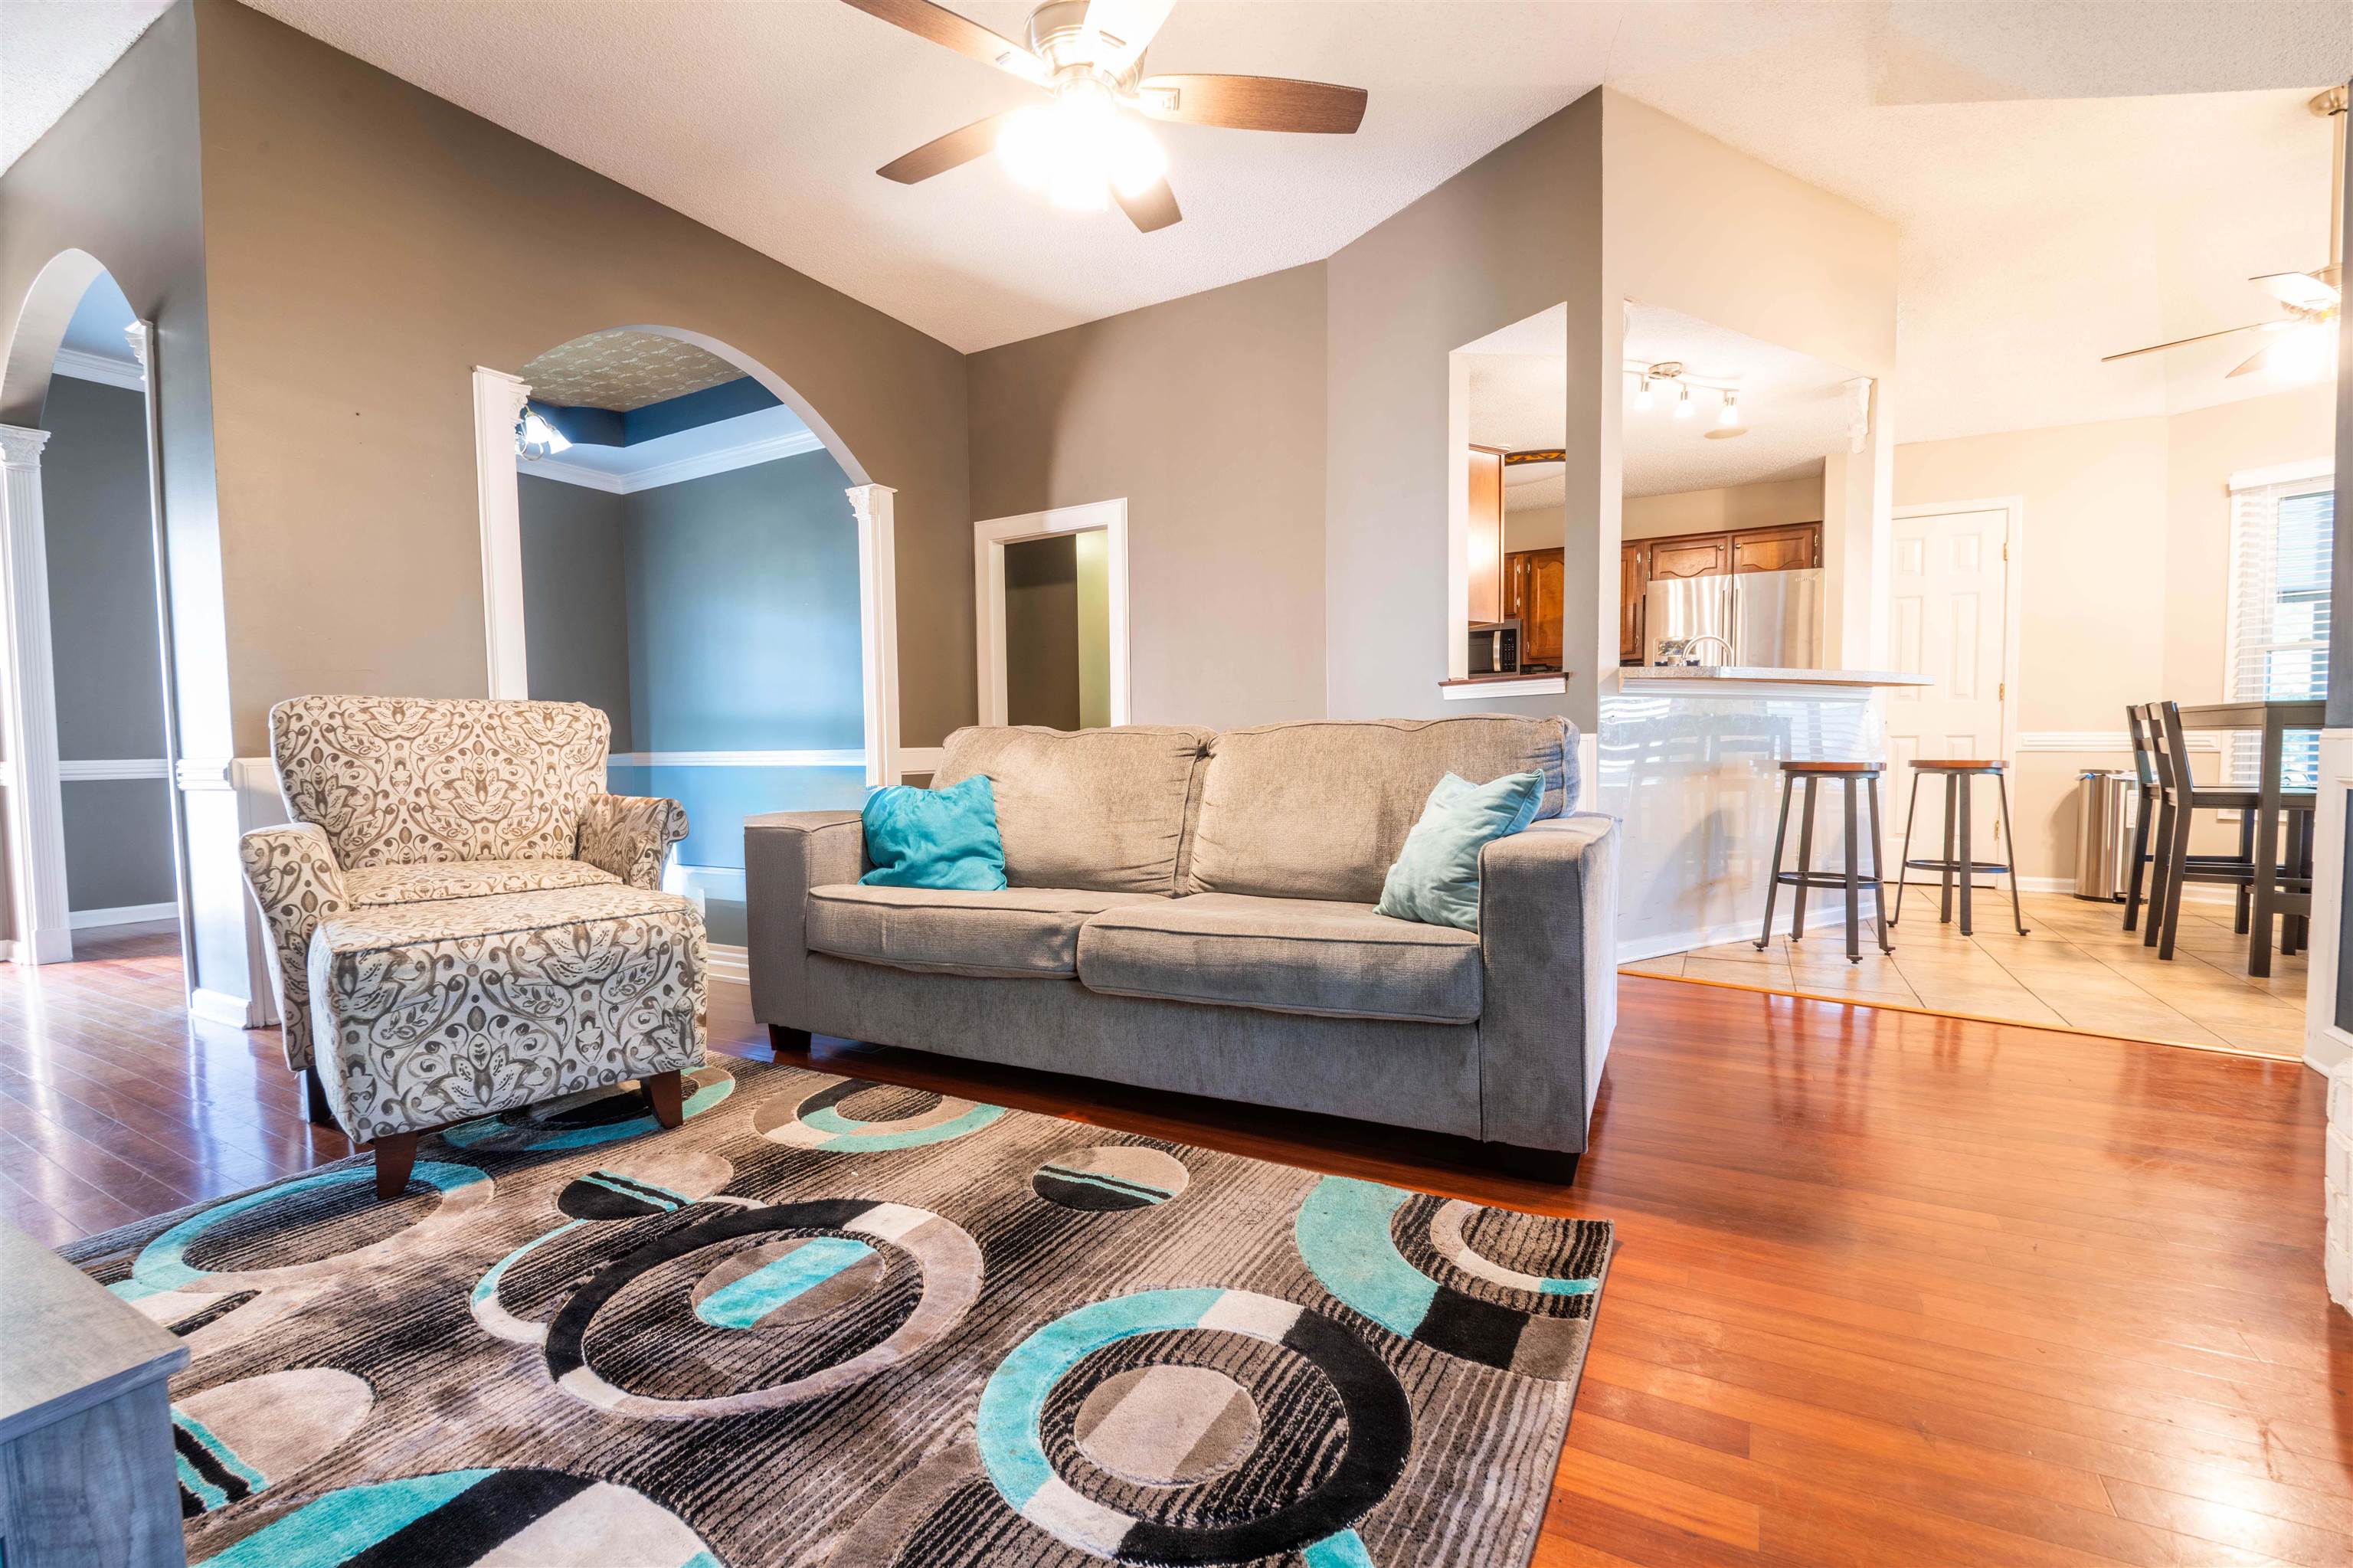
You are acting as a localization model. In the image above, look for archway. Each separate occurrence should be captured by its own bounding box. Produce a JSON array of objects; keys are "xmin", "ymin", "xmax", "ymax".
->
[
  {"xmin": 470, "ymin": 326, "xmax": 898, "ymax": 977},
  {"xmin": 0, "ymin": 250, "xmax": 190, "ymax": 977}
]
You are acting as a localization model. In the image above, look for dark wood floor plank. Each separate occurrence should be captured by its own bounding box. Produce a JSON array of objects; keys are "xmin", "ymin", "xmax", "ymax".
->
[{"xmin": 5, "ymin": 947, "xmax": 2345, "ymax": 1568}]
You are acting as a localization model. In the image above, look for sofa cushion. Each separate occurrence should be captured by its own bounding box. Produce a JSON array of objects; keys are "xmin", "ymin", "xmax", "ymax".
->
[
  {"xmin": 933, "ymin": 725, "xmax": 1211, "ymax": 895},
  {"xmin": 807, "ymin": 884, "xmax": 1164, "ymax": 980},
  {"xmin": 1185, "ymin": 716, "xmax": 1574, "ymax": 904},
  {"xmin": 1076, "ymin": 892, "xmax": 1481, "ymax": 1024},
  {"xmin": 342, "ymin": 857, "xmax": 620, "ymax": 907}
]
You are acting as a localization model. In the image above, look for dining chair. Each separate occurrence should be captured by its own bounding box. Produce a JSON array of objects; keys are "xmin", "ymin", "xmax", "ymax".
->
[
  {"xmin": 2139, "ymin": 701, "xmax": 2313, "ymax": 962},
  {"xmin": 2123, "ymin": 704, "xmax": 2252, "ymax": 937}
]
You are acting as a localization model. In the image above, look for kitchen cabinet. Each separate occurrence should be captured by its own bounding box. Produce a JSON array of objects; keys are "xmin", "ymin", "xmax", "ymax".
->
[
  {"xmin": 1618, "ymin": 541, "xmax": 1648, "ymax": 663},
  {"xmin": 1467, "ymin": 446, "xmax": 1505, "ymax": 624},
  {"xmin": 1504, "ymin": 548, "xmax": 1566, "ymax": 670},
  {"xmin": 1620, "ymin": 521, "xmax": 1821, "ymax": 664}
]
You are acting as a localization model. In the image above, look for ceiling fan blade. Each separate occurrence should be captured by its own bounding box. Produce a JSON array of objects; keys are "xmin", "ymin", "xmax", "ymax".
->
[
  {"xmin": 878, "ymin": 113, "xmax": 1011, "ymax": 183},
  {"xmin": 2250, "ymin": 270, "xmax": 2342, "ymax": 309},
  {"xmin": 839, "ymin": 0, "xmax": 1049, "ymax": 83},
  {"xmin": 1085, "ymin": 0, "xmax": 1173, "ymax": 75},
  {"xmin": 1137, "ymin": 74, "xmax": 1367, "ymax": 133},
  {"xmin": 2227, "ymin": 344, "xmax": 2276, "ymax": 378},
  {"xmin": 2099, "ymin": 320, "xmax": 2282, "ymax": 363},
  {"xmin": 1116, "ymin": 174, "xmax": 1182, "ymax": 232}
]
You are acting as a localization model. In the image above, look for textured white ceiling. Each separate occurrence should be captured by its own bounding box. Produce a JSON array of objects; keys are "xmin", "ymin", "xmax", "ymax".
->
[
  {"xmin": 8, "ymin": 2, "xmax": 2349, "ymax": 444},
  {"xmin": 520, "ymin": 329, "xmax": 745, "ymax": 410}
]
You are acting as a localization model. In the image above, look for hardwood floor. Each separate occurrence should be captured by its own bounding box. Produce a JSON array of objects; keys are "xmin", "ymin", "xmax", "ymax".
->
[{"xmin": 5, "ymin": 929, "xmax": 2346, "ymax": 1565}]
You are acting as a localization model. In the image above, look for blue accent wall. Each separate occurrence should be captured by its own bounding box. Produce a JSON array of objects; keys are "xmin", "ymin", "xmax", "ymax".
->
[
  {"xmin": 522, "ymin": 444, "xmax": 868, "ymax": 892},
  {"xmin": 534, "ymin": 378, "xmax": 784, "ymax": 450}
]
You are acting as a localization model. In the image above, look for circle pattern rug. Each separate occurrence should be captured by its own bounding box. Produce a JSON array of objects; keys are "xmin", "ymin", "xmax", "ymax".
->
[{"xmin": 67, "ymin": 1056, "xmax": 1612, "ymax": 1567}]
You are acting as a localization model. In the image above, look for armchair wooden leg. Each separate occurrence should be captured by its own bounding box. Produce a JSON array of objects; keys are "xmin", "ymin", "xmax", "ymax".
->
[
  {"xmin": 768, "ymin": 1024, "xmax": 813, "ymax": 1059},
  {"xmin": 372, "ymin": 1132, "xmax": 419, "ymax": 1200},
  {"xmin": 302, "ymin": 1067, "xmax": 337, "ymax": 1129},
  {"xmin": 644, "ymin": 1069, "xmax": 685, "ymax": 1128}
]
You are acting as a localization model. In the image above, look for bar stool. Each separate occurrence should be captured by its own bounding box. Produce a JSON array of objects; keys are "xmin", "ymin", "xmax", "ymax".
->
[
  {"xmin": 1893, "ymin": 761, "xmax": 2028, "ymax": 937},
  {"xmin": 1756, "ymin": 761, "xmax": 1893, "ymax": 964}
]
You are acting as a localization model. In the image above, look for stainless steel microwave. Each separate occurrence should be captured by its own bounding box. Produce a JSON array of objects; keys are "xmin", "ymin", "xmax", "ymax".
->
[{"xmin": 1469, "ymin": 620, "xmax": 1521, "ymax": 676}]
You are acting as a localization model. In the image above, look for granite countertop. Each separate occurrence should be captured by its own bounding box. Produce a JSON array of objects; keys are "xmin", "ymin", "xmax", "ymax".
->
[{"xmin": 1617, "ymin": 665, "xmax": 1932, "ymax": 688}]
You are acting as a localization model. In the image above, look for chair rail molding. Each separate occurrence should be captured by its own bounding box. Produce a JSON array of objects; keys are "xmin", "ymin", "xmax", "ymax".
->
[
  {"xmin": 472, "ymin": 367, "xmax": 533, "ymax": 702},
  {"xmin": 57, "ymin": 758, "xmax": 173, "ymax": 781},
  {"xmin": 0, "ymin": 423, "xmax": 71, "ymax": 964},
  {"xmin": 609, "ymin": 749, "xmax": 867, "ymax": 769}
]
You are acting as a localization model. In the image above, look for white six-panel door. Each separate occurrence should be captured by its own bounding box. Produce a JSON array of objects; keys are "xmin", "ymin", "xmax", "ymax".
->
[{"xmin": 1884, "ymin": 505, "xmax": 2017, "ymax": 888}]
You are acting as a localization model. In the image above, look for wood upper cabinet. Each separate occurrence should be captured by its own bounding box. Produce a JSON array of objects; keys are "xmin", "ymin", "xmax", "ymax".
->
[
  {"xmin": 1504, "ymin": 547, "xmax": 1566, "ymax": 670},
  {"xmin": 1619, "ymin": 541, "xmax": 1648, "ymax": 663},
  {"xmin": 1646, "ymin": 532, "xmax": 1732, "ymax": 581},
  {"xmin": 1730, "ymin": 522, "xmax": 1821, "ymax": 573}
]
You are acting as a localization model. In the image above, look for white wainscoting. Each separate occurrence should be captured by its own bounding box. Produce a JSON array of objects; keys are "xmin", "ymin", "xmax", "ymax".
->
[
  {"xmin": 2014, "ymin": 731, "xmax": 2218, "ymax": 754},
  {"xmin": 667, "ymin": 863, "xmax": 749, "ymax": 986}
]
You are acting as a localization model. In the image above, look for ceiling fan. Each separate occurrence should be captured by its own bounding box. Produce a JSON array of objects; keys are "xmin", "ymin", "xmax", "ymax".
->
[
  {"xmin": 2102, "ymin": 86, "xmax": 2345, "ymax": 382},
  {"xmin": 842, "ymin": 0, "xmax": 1368, "ymax": 231}
]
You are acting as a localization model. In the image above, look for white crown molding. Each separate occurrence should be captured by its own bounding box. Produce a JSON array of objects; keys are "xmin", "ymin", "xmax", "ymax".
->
[
  {"xmin": 609, "ymin": 748, "xmax": 865, "ymax": 769},
  {"xmin": 50, "ymin": 349, "xmax": 144, "ymax": 391},
  {"xmin": 58, "ymin": 757, "xmax": 171, "ymax": 781},
  {"xmin": 525, "ymin": 429, "xmax": 824, "ymax": 496}
]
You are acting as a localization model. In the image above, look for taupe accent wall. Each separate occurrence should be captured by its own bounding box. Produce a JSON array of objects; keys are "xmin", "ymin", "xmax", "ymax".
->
[
  {"xmin": 188, "ymin": 0, "xmax": 972, "ymax": 755},
  {"xmin": 1326, "ymin": 96, "xmax": 1605, "ymax": 728},
  {"xmin": 968, "ymin": 264, "xmax": 1328, "ymax": 731}
]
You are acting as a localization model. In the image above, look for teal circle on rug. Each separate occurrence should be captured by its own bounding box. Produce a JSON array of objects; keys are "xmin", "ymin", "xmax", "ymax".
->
[{"xmin": 754, "ymin": 1075, "xmax": 1004, "ymax": 1152}]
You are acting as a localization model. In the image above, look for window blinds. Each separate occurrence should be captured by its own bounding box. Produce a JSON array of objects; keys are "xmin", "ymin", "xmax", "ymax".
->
[{"xmin": 2224, "ymin": 471, "xmax": 2334, "ymax": 787}]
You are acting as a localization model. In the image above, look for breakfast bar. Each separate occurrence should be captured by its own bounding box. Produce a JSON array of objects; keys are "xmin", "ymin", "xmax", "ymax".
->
[{"xmin": 1595, "ymin": 666, "xmax": 1932, "ymax": 961}]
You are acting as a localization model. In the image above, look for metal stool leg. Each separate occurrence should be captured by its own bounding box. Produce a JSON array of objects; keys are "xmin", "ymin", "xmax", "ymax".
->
[
  {"xmin": 1841, "ymin": 777, "xmax": 1863, "ymax": 963},
  {"xmin": 1756, "ymin": 774, "xmax": 1795, "ymax": 951},
  {"xmin": 1995, "ymin": 771, "xmax": 2029, "ymax": 935},
  {"xmin": 1891, "ymin": 769, "xmax": 1922, "ymax": 928},
  {"xmin": 1866, "ymin": 774, "xmax": 1893, "ymax": 954},
  {"xmin": 1789, "ymin": 777, "xmax": 1819, "ymax": 941},
  {"xmin": 1939, "ymin": 775, "xmax": 1958, "ymax": 925},
  {"xmin": 1957, "ymin": 773, "xmax": 1978, "ymax": 936},
  {"xmin": 2143, "ymin": 794, "xmax": 2174, "ymax": 949}
]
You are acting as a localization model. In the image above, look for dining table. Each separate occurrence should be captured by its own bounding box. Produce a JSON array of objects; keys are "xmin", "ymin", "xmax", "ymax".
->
[{"xmin": 2176, "ymin": 697, "xmax": 2325, "ymax": 977}]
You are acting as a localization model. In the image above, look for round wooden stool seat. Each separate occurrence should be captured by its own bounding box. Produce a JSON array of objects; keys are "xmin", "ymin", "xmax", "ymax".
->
[
  {"xmin": 1911, "ymin": 759, "xmax": 2004, "ymax": 772},
  {"xmin": 1779, "ymin": 760, "xmax": 1882, "ymax": 774}
]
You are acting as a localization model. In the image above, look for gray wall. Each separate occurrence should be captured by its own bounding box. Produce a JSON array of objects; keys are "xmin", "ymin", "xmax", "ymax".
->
[
  {"xmin": 40, "ymin": 373, "xmax": 175, "ymax": 917},
  {"xmin": 519, "ymin": 473, "xmax": 631, "ymax": 745},
  {"xmin": 1003, "ymin": 533, "xmax": 1082, "ymax": 730},
  {"xmin": 968, "ymin": 264, "xmax": 1328, "ymax": 730}
]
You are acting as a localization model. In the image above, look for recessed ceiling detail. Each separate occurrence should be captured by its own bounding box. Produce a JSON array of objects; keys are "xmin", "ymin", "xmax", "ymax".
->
[{"xmin": 519, "ymin": 330, "xmax": 745, "ymax": 411}]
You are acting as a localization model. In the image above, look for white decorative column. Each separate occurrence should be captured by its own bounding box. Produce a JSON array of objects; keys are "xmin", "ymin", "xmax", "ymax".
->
[
  {"xmin": 473, "ymin": 368, "xmax": 532, "ymax": 700},
  {"xmin": 0, "ymin": 424, "xmax": 72, "ymax": 964},
  {"xmin": 847, "ymin": 483, "xmax": 899, "ymax": 787}
]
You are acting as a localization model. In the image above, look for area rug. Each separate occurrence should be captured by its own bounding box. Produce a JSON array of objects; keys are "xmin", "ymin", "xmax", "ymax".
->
[{"xmin": 66, "ymin": 1055, "xmax": 1613, "ymax": 1567}]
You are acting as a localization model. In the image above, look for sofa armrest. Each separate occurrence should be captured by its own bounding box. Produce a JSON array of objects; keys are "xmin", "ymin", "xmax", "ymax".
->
[
  {"xmin": 578, "ymin": 794, "xmax": 689, "ymax": 890},
  {"xmin": 744, "ymin": 810, "xmax": 866, "ymax": 1029},
  {"xmin": 1474, "ymin": 811, "xmax": 1619, "ymax": 1153},
  {"xmin": 237, "ymin": 823, "xmax": 349, "ymax": 1072}
]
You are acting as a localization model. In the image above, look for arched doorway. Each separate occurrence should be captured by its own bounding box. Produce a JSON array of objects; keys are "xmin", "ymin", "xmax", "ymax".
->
[
  {"xmin": 0, "ymin": 250, "xmax": 190, "ymax": 980},
  {"xmin": 470, "ymin": 327, "xmax": 897, "ymax": 977}
]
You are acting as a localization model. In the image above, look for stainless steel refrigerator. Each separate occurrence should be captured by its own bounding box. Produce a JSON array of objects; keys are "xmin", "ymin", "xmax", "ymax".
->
[{"xmin": 1644, "ymin": 568, "xmax": 1824, "ymax": 667}]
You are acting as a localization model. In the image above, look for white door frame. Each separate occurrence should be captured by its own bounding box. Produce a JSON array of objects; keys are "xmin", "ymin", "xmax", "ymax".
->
[
  {"xmin": 973, "ymin": 499, "xmax": 1131, "ymax": 727},
  {"xmin": 0, "ymin": 423, "xmax": 70, "ymax": 964},
  {"xmin": 1887, "ymin": 496, "xmax": 2026, "ymax": 878},
  {"xmin": 469, "ymin": 365, "xmax": 901, "ymax": 787}
]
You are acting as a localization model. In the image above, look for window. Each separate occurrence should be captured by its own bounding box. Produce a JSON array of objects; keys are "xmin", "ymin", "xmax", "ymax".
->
[{"xmin": 2225, "ymin": 463, "xmax": 2334, "ymax": 787}]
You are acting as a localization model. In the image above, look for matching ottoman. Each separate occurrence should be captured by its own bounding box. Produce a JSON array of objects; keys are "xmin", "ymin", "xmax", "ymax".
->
[{"xmin": 307, "ymin": 883, "xmax": 709, "ymax": 1196}]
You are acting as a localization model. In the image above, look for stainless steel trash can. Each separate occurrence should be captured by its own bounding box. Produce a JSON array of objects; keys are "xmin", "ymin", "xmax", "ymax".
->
[{"xmin": 2073, "ymin": 769, "xmax": 2137, "ymax": 901}]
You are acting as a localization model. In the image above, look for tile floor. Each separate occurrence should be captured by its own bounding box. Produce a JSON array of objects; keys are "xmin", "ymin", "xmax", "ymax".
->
[{"xmin": 1622, "ymin": 889, "xmax": 2311, "ymax": 1058}]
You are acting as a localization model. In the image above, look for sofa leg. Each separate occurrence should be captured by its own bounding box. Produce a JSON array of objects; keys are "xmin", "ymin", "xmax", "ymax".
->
[
  {"xmin": 1491, "ymin": 1144, "xmax": 1581, "ymax": 1184},
  {"xmin": 767, "ymin": 1024, "xmax": 813, "ymax": 1058},
  {"xmin": 302, "ymin": 1066, "xmax": 337, "ymax": 1129},
  {"xmin": 644, "ymin": 1069, "xmax": 685, "ymax": 1128},
  {"xmin": 373, "ymin": 1132, "xmax": 419, "ymax": 1200}
]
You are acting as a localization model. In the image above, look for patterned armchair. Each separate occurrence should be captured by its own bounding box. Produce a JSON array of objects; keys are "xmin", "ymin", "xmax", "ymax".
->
[{"xmin": 239, "ymin": 697, "xmax": 689, "ymax": 1078}]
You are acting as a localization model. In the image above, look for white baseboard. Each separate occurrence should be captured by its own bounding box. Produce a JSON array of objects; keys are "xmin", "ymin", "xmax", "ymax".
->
[
  {"xmin": 1619, "ymin": 901, "xmax": 1857, "ymax": 964},
  {"xmin": 69, "ymin": 901, "xmax": 178, "ymax": 929},
  {"xmin": 2014, "ymin": 874, "xmax": 2234, "ymax": 907},
  {"xmin": 0, "ymin": 938, "xmax": 17, "ymax": 964},
  {"xmin": 707, "ymin": 944, "xmax": 749, "ymax": 986},
  {"xmin": 189, "ymin": 987, "xmax": 255, "ymax": 1028}
]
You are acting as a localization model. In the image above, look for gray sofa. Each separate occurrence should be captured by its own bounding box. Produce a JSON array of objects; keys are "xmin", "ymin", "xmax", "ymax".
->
[{"xmin": 745, "ymin": 715, "xmax": 1618, "ymax": 1175}]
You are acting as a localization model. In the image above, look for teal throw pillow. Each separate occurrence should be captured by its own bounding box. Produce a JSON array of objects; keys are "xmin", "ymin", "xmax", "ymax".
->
[
  {"xmin": 1376, "ymin": 771, "xmax": 1545, "ymax": 931},
  {"xmin": 859, "ymin": 775, "xmax": 1007, "ymax": 891}
]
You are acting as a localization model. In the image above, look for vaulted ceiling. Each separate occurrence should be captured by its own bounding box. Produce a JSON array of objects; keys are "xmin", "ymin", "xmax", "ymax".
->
[{"xmin": 7, "ymin": 2, "xmax": 2348, "ymax": 444}]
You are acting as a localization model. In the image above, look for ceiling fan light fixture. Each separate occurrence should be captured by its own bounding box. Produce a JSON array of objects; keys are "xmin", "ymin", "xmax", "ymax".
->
[
  {"xmin": 996, "ymin": 78, "xmax": 1165, "ymax": 210},
  {"xmin": 2268, "ymin": 322, "xmax": 2338, "ymax": 384}
]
